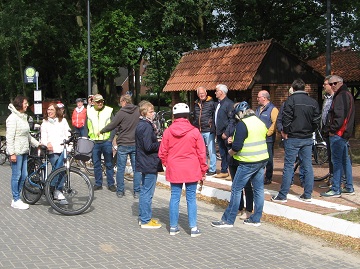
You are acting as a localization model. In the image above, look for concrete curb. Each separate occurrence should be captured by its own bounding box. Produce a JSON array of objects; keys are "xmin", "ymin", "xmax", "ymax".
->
[{"xmin": 157, "ymin": 174, "xmax": 360, "ymax": 238}]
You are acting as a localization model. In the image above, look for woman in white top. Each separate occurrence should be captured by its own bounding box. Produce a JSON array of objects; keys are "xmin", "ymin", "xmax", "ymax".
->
[
  {"xmin": 41, "ymin": 103, "xmax": 70, "ymax": 201},
  {"xmin": 6, "ymin": 95, "xmax": 39, "ymax": 209}
]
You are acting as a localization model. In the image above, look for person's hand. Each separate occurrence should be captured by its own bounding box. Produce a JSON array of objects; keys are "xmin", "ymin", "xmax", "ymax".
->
[
  {"xmin": 221, "ymin": 133, "xmax": 227, "ymax": 140},
  {"xmin": 281, "ymin": 131, "xmax": 288, "ymax": 140},
  {"xmin": 10, "ymin": 154, "xmax": 16, "ymax": 162},
  {"xmin": 227, "ymin": 137, "xmax": 233, "ymax": 144},
  {"xmin": 47, "ymin": 142, "xmax": 53, "ymax": 151}
]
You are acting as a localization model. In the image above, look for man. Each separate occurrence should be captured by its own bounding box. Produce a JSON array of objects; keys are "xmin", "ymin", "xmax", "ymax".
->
[
  {"xmin": 193, "ymin": 86, "xmax": 217, "ymax": 176},
  {"xmin": 86, "ymin": 94, "xmax": 116, "ymax": 192},
  {"xmin": 214, "ymin": 84, "xmax": 234, "ymax": 178},
  {"xmin": 321, "ymin": 75, "xmax": 355, "ymax": 197},
  {"xmin": 100, "ymin": 94, "xmax": 141, "ymax": 198},
  {"xmin": 318, "ymin": 75, "xmax": 334, "ymax": 187},
  {"xmin": 272, "ymin": 79, "xmax": 320, "ymax": 203},
  {"xmin": 255, "ymin": 90, "xmax": 279, "ymax": 185},
  {"xmin": 211, "ymin": 102, "xmax": 268, "ymax": 227}
]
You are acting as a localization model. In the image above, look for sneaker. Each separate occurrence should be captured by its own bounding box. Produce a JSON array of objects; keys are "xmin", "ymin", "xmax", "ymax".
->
[
  {"xmin": 341, "ymin": 187, "xmax": 355, "ymax": 195},
  {"xmin": 191, "ymin": 229, "xmax": 201, "ymax": 237},
  {"xmin": 133, "ymin": 192, "xmax": 139, "ymax": 199},
  {"xmin": 243, "ymin": 218, "xmax": 261, "ymax": 227},
  {"xmin": 239, "ymin": 211, "xmax": 252, "ymax": 220},
  {"xmin": 264, "ymin": 178, "xmax": 272, "ymax": 185},
  {"xmin": 54, "ymin": 190, "xmax": 66, "ymax": 200},
  {"xmin": 11, "ymin": 199, "xmax": 29, "ymax": 210},
  {"xmin": 139, "ymin": 218, "xmax": 159, "ymax": 226},
  {"xmin": 141, "ymin": 219, "xmax": 162, "ymax": 229},
  {"xmin": 299, "ymin": 194, "xmax": 312, "ymax": 202},
  {"xmin": 214, "ymin": 172, "xmax": 229, "ymax": 178},
  {"xmin": 319, "ymin": 182, "xmax": 332, "ymax": 189},
  {"xmin": 211, "ymin": 220, "xmax": 233, "ymax": 228},
  {"xmin": 320, "ymin": 189, "xmax": 341, "ymax": 198},
  {"xmin": 206, "ymin": 171, "xmax": 216, "ymax": 176},
  {"xmin": 117, "ymin": 191, "xmax": 125, "ymax": 198},
  {"xmin": 271, "ymin": 195, "xmax": 287, "ymax": 203},
  {"xmin": 93, "ymin": 185, "xmax": 103, "ymax": 191},
  {"xmin": 108, "ymin": 185, "xmax": 116, "ymax": 192},
  {"xmin": 169, "ymin": 226, "xmax": 180, "ymax": 235}
]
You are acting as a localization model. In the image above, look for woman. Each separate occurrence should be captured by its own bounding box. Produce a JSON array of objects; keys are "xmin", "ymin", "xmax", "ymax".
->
[
  {"xmin": 41, "ymin": 103, "xmax": 70, "ymax": 202},
  {"xmin": 136, "ymin": 101, "xmax": 163, "ymax": 229},
  {"xmin": 159, "ymin": 103, "xmax": 207, "ymax": 237},
  {"xmin": 6, "ymin": 95, "xmax": 39, "ymax": 209},
  {"xmin": 71, "ymin": 98, "xmax": 87, "ymax": 137}
]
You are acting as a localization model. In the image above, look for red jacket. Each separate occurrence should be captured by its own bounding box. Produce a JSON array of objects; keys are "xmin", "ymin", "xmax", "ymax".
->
[
  {"xmin": 72, "ymin": 107, "xmax": 87, "ymax": 128},
  {"xmin": 159, "ymin": 118, "xmax": 208, "ymax": 183}
]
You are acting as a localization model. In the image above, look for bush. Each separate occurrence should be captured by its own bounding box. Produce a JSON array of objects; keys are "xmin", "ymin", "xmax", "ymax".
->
[{"xmin": 139, "ymin": 93, "xmax": 171, "ymax": 107}]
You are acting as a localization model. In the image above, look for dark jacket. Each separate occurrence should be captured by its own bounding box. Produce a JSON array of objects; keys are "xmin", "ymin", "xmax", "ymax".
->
[
  {"xmin": 193, "ymin": 96, "xmax": 215, "ymax": 133},
  {"xmin": 135, "ymin": 118, "xmax": 163, "ymax": 174},
  {"xmin": 100, "ymin": 104, "xmax": 140, "ymax": 146},
  {"xmin": 215, "ymin": 96, "xmax": 234, "ymax": 136},
  {"xmin": 324, "ymin": 84, "xmax": 355, "ymax": 140},
  {"xmin": 283, "ymin": 91, "xmax": 321, "ymax": 139},
  {"xmin": 255, "ymin": 102, "xmax": 277, "ymax": 143}
]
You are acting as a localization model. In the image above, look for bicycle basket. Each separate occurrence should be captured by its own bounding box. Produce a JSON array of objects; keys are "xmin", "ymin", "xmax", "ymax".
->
[{"xmin": 74, "ymin": 137, "xmax": 95, "ymax": 161}]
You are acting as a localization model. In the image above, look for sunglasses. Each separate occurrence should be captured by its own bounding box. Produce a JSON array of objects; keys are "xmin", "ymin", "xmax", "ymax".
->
[
  {"xmin": 329, "ymin": 81, "xmax": 340, "ymax": 86},
  {"xmin": 94, "ymin": 100, "xmax": 104, "ymax": 103}
]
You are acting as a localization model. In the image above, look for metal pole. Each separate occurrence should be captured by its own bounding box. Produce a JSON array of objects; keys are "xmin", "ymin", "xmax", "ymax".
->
[
  {"xmin": 87, "ymin": 0, "xmax": 91, "ymax": 97},
  {"xmin": 325, "ymin": 0, "xmax": 331, "ymax": 76}
]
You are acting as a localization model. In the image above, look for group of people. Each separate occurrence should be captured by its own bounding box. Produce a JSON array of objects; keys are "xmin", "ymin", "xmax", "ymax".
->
[{"xmin": 5, "ymin": 75, "xmax": 355, "ymax": 233}]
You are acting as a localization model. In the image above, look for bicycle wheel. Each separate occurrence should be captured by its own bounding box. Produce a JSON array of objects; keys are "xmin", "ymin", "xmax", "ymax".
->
[
  {"xmin": 0, "ymin": 152, "xmax": 6, "ymax": 165},
  {"xmin": 44, "ymin": 167, "xmax": 94, "ymax": 215},
  {"xmin": 23, "ymin": 158, "xmax": 44, "ymax": 204},
  {"xmin": 79, "ymin": 159, "xmax": 95, "ymax": 176},
  {"xmin": 313, "ymin": 144, "xmax": 328, "ymax": 165}
]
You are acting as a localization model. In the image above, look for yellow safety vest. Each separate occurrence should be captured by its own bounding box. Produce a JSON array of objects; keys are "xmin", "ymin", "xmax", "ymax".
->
[
  {"xmin": 233, "ymin": 116, "xmax": 269, "ymax": 163},
  {"xmin": 87, "ymin": 106, "xmax": 113, "ymax": 141}
]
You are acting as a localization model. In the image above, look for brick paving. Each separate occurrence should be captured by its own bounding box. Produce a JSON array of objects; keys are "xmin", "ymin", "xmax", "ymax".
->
[{"xmin": 1, "ymin": 162, "xmax": 360, "ymax": 268}]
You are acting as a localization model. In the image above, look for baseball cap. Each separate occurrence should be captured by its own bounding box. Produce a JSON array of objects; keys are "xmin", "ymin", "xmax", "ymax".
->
[
  {"xmin": 93, "ymin": 94, "xmax": 104, "ymax": 102},
  {"xmin": 57, "ymin": 103, "xmax": 65, "ymax": 108}
]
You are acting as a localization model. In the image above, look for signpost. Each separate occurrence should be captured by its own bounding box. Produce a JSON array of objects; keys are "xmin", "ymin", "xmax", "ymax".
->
[{"xmin": 24, "ymin": 66, "xmax": 41, "ymax": 122}]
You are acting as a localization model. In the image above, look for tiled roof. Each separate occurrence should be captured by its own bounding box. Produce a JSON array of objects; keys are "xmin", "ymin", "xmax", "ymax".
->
[
  {"xmin": 307, "ymin": 50, "xmax": 360, "ymax": 82},
  {"xmin": 163, "ymin": 40, "xmax": 273, "ymax": 92}
]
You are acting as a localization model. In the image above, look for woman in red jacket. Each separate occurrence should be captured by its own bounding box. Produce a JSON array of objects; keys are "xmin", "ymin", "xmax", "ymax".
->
[
  {"xmin": 158, "ymin": 103, "xmax": 207, "ymax": 237},
  {"xmin": 71, "ymin": 98, "xmax": 87, "ymax": 137}
]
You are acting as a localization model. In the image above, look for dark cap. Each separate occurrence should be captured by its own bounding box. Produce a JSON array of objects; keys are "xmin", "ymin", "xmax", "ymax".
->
[{"xmin": 76, "ymin": 98, "xmax": 83, "ymax": 103}]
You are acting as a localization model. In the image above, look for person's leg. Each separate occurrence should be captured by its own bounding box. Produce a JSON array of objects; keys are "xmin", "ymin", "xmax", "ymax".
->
[
  {"xmin": 169, "ymin": 183, "xmax": 182, "ymax": 228},
  {"xmin": 129, "ymin": 146, "xmax": 141, "ymax": 194},
  {"xmin": 92, "ymin": 143, "xmax": 103, "ymax": 187},
  {"xmin": 185, "ymin": 182, "xmax": 198, "ymax": 229},
  {"xmin": 329, "ymin": 136, "xmax": 344, "ymax": 194},
  {"xmin": 139, "ymin": 173, "xmax": 157, "ymax": 224},
  {"xmin": 102, "ymin": 141, "xmax": 115, "ymax": 187},
  {"xmin": 249, "ymin": 162, "xmax": 266, "ymax": 222},
  {"xmin": 244, "ymin": 179, "xmax": 254, "ymax": 212},
  {"xmin": 298, "ymin": 138, "xmax": 314, "ymax": 198},
  {"xmin": 18, "ymin": 154, "xmax": 28, "ymax": 194},
  {"xmin": 343, "ymin": 141, "xmax": 354, "ymax": 192},
  {"xmin": 277, "ymin": 138, "xmax": 299, "ymax": 199},
  {"xmin": 265, "ymin": 142, "xmax": 274, "ymax": 181},
  {"xmin": 229, "ymin": 164, "xmax": 243, "ymax": 211},
  {"xmin": 116, "ymin": 145, "xmax": 128, "ymax": 194},
  {"xmin": 204, "ymin": 132, "xmax": 217, "ymax": 173},
  {"xmin": 11, "ymin": 155, "xmax": 22, "ymax": 201},
  {"xmin": 221, "ymin": 163, "xmax": 252, "ymax": 224},
  {"xmin": 217, "ymin": 135, "xmax": 228, "ymax": 174}
]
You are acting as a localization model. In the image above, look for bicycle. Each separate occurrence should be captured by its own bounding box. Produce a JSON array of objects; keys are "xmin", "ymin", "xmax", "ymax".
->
[
  {"xmin": 0, "ymin": 135, "xmax": 9, "ymax": 165},
  {"xmin": 154, "ymin": 110, "xmax": 172, "ymax": 138},
  {"xmin": 22, "ymin": 132, "xmax": 94, "ymax": 215}
]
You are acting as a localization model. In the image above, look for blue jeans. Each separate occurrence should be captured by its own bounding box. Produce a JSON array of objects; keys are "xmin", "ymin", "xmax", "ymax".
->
[
  {"xmin": 74, "ymin": 126, "xmax": 87, "ymax": 137},
  {"xmin": 49, "ymin": 152, "xmax": 66, "ymax": 190},
  {"xmin": 202, "ymin": 132, "xmax": 216, "ymax": 173},
  {"xmin": 222, "ymin": 161, "xmax": 266, "ymax": 224},
  {"xmin": 229, "ymin": 164, "xmax": 253, "ymax": 212},
  {"xmin": 92, "ymin": 141, "xmax": 114, "ymax": 187},
  {"xmin": 217, "ymin": 135, "xmax": 229, "ymax": 173},
  {"xmin": 139, "ymin": 173, "xmax": 158, "ymax": 224},
  {"xmin": 11, "ymin": 154, "xmax": 28, "ymax": 201},
  {"xmin": 278, "ymin": 138, "xmax": 314, "ymax": 199},
  {"xmin": 330, "ymin": 135, "xmax": 353, "ymax": 193},
  {"xmin": 265, "ymin": 142, "xmax": 274, "ymax": 180},
  {"xmin": 169, "ymin": 182, "xmax": 197, "ymax": 228},
  {"xmin": 116, "ymin": 145, "xmax": 141, "ymax": 193}
]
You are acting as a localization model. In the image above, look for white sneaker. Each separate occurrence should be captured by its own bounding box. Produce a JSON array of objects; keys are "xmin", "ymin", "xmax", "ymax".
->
[
  {"xmin": 11, "ymin": 199, "xmax": 14, "ymax": 207},
  {"xmin": 11, "ymin": 199, "xmax": 29, "ymax": 210},
  {"xmin": 54, "ymin": 190, "xmax": 66, "ymax": 200}
]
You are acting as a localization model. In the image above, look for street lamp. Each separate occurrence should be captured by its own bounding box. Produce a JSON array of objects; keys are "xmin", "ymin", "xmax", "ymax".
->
[{"xmin": 87, "ymin": 0, "xmax": 91, "ymax": 97}]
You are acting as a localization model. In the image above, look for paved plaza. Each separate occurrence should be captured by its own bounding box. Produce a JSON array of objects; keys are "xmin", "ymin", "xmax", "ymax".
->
[{"xmin": 0, "ymin": 163, "xmax": 360, "ymax": 269}]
